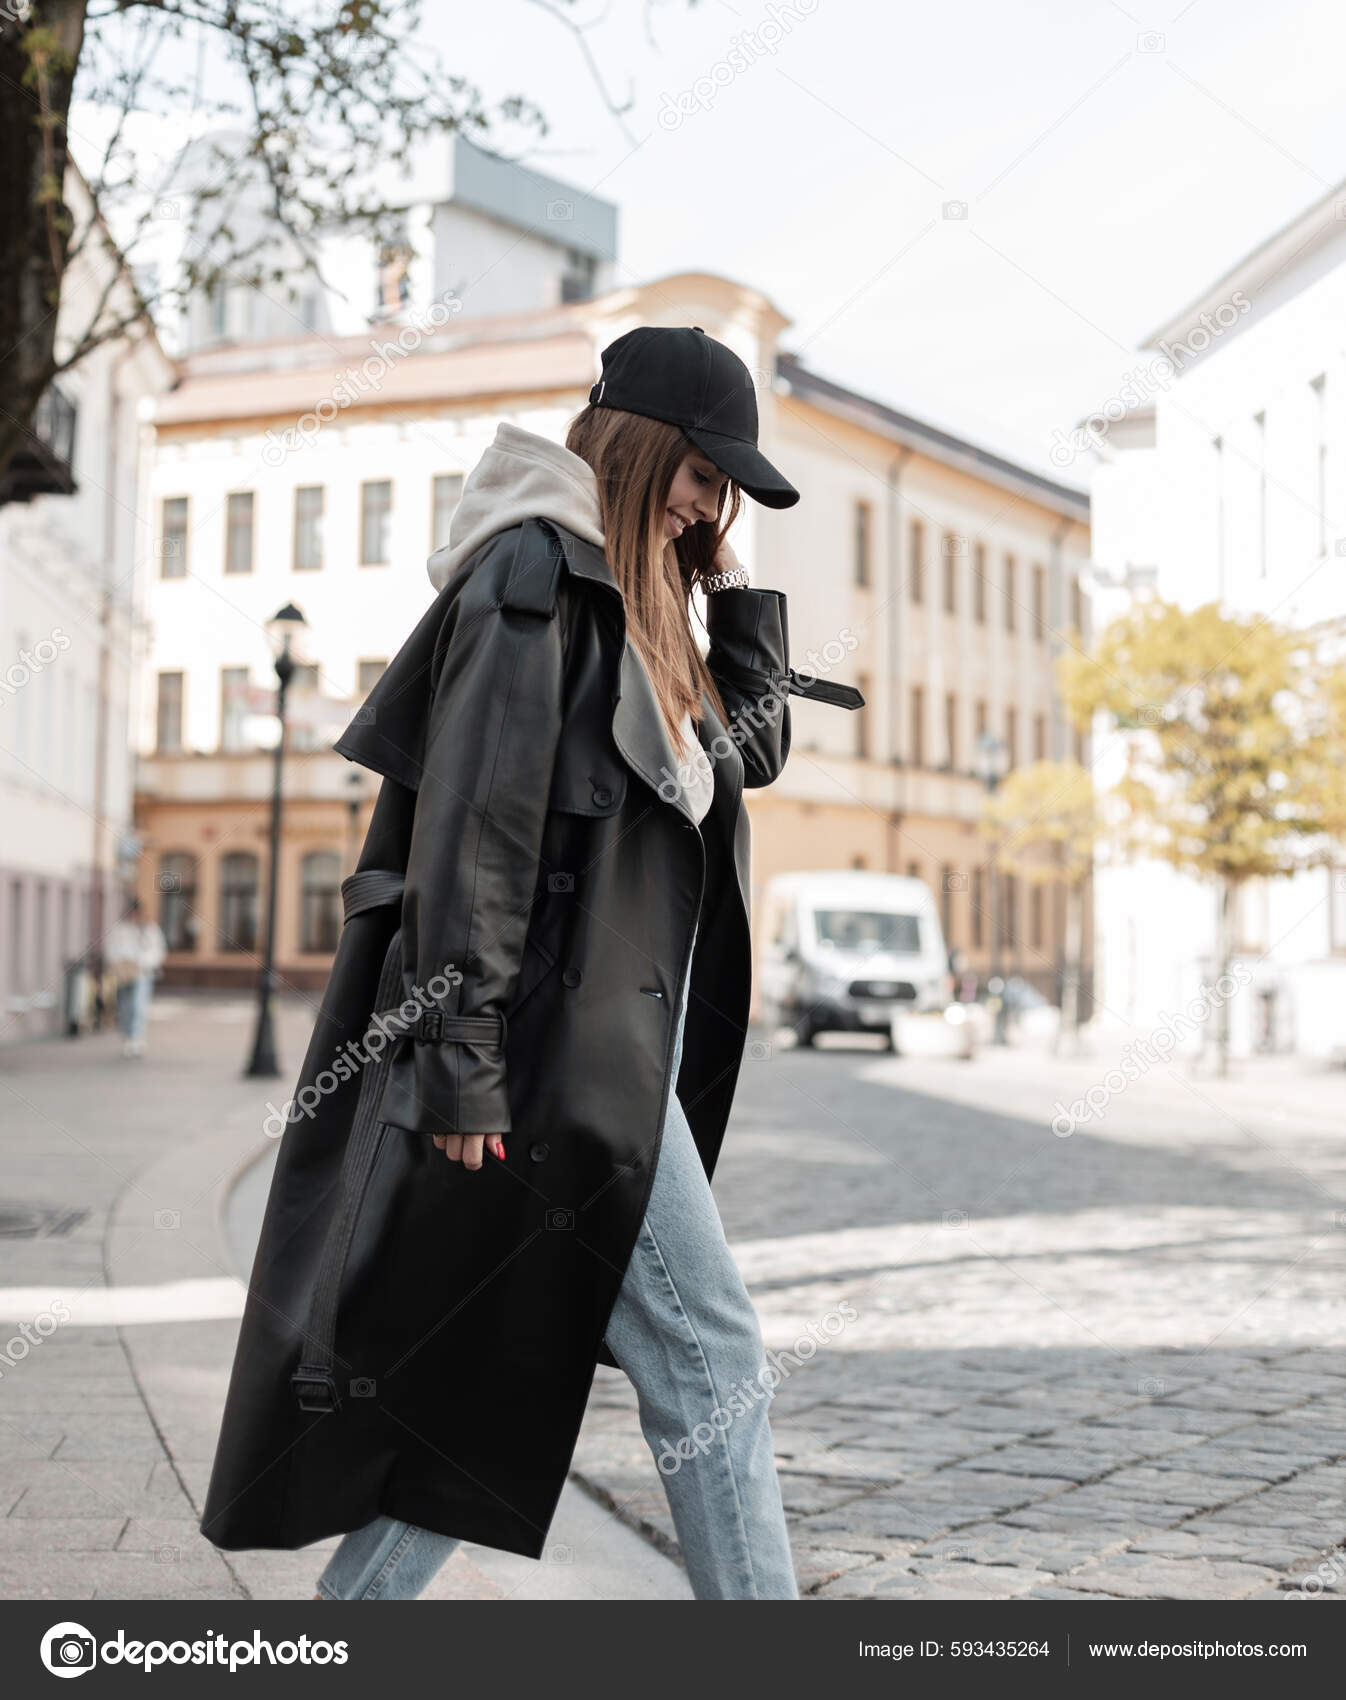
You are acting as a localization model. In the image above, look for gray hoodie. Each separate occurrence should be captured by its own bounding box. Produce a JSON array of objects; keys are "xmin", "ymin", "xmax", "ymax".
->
[{"xmin": 427, "ymin": 422, "xmax": 713, "ymax": 822}]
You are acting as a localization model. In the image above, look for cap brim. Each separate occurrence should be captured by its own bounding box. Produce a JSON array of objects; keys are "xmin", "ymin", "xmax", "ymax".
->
[{"xmin": 685, "ymin": 426, "xmax": 800, "ymax": 509}]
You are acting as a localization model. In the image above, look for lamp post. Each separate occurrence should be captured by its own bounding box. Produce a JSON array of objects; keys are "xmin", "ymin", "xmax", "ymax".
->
[
  {"xmin": 245, "ymin": 602, "xmax": 307, "ymax": 1079},
  {"xmin": 975, "ymin": 729, "xmax": 1011, "ymax": 1046}
]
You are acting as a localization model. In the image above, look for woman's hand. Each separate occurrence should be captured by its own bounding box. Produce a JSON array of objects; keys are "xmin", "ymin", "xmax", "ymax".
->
[
  {"xmin": 712, "ymin": 536, "xmax": 742, "ymax": 577},
  {"xmin": 432, "ymin": 1133, "xmax": 506, "ymax": 1168}
]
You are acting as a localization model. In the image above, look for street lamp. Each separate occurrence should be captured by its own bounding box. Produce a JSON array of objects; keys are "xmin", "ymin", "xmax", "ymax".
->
[
  {"xmin": 974, "ymin": 729, "xmax": 1011, "ymax": 1045},
  {"xmin": 245, "ymin": 602, "xmax": 307, "ymax": 1078}
]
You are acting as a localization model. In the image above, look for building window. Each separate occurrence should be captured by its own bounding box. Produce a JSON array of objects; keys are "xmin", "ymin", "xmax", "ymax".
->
[
  {"xmin": 375, "ymin": 240, "xmax": 413, "ymax": 318},
  {"xmin": 1033, "ymin": 712, "xmax": 1046, "ymax": 763},
  {"xmin": 156, "ymin": 672, "xmax": 184, "ymax": 752},
  {"xmin": 158, "ymin": 852, "xmax": 199, "ymax": 953},
  {"xmin": 1312, "ymin": 375, "xmax": 1327, "ymax": 556},
  {"xmin": 1254, "ymin": 409, "xmax": 1267, "ymax": 578},
  {"xmin": 160, "ymin": 497, "xmax": 188, "ymax": 578},
  {"xmin": 1329, "ymin": 867, "xmax": 1346, "ymax": 954},
  {"xmin": 1073, "ymin": 724, "xmax": 1087, "ymax": 765},
  {"xmin": 909, "ymin": 518, "xmax": 924, "ymax": 604},
  {"xmin": 360, "ymin": 480, "xmax": 392, "ymax": 565},
  {"xmin": 974, "ymin": 698, "xmax": 988, "ymax": 747},
  {"xmin": 1002, "ymin": 872, "xmax": 1017, "ymax": 950},
  {"xmin": 942, "ymin": 535, "xmax": 958, "ymax": 613},
  {"xmin": 1030, "ymin": 883, "xmax": 1044, "ymax": 951},
  {"xmin": 294, "ymin": 485, "xmax": 325, "ymax": 571},
  {"xmin": 1004, "ymin": 554, "xmax": 1016, "ymax": 632},
  {"xmin": 287, "ymin": 664, "xmax": 321, "ymax": 752},
  {"xmin": 8, "ymin": 880, "xmax": 23, "ymax": 997},
  {"xmin": 855, "ymin": 672, "xmax": 871, "ymax": 759},
  {"xmin": 219, "ymin": 852, "xmax": 260, "ymax": 953},
  {"xmin": 1070, "ymin": 575, "xmax": 1083, "ymax": 634},
  {"xmin": 944, "ymin": 691, "xmax": 957, "ymax": 770},
  {"xmin": 906, "ymin": 860, "xmax": 922, "ymax": 883},
  {"xmin": 973, "ymin": 542, "xmax": 986, "ymax": 624},
  {"xmin": 560, "ymin": 249, "xmax": 598, "ymax": 304},
  {"xmin": 940, "ymin": 864, "xmax": 955, "ymax": 943},
  {"xmin": 910, "ymin": 684, "xmax": 924, "ymax": 767},
  {"xmin": 220, "ymin": 667, "xmax": 251, "ymax": 752},
  {"xmin": 357, "ymin": 658, "xmax": 388, "ymax": 696},
  {"xmin": 970, "ymin": 867, "xmax": 984, "ymax": 949},
  {"xmin": 225, "ymin": 491, "xmax": 254, "ymax": 574},
  {"xmin": 432, "ymin": 473, "xmax": 465, "ymax": 553},
  {"xmin": 1006, "ymin": 705, "xmax": 1018, "ymax": 769},
  {"xmin": 1032, "ymin": 562, "xmax": 1045, "ymax": 640},
  {"xmin": 854, "ymin": 500, "xmax": 873, "ymax": 588},
  {"xmin": 300, "ymin": 850, "xmax": 343, "ymax": 953}
]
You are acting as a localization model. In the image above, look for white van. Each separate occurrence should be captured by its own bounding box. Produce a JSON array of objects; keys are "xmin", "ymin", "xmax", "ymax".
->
[{"xmin": 758, "ymin": 870, "xmax": 953, "ymax": 1047}]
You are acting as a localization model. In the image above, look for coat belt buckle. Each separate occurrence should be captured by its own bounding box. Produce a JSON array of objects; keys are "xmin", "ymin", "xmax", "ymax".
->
[
  {"xmin": 291, "ymin": 1365, "xmax": 340, "ymax": 1412},
  {"xmin": 419, "ymin": 1009, "xmax": 444, "ymax": 1042}
]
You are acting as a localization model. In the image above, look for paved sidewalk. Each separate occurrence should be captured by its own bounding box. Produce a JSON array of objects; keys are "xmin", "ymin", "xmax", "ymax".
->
[{"xmin": 0, "ymin": 994, "xmax": 687, "ymax": 1601}]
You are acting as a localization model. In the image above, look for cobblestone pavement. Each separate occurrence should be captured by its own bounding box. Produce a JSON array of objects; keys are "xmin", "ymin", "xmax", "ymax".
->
[{"xmin": 571, "ymin": 1030, "xmax": 1346, "ymax": 1600}]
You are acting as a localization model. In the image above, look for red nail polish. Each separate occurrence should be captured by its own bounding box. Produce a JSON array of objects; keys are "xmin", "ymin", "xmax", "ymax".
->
[{"xmin": 497, "ymin": 1140, "xmax": 506, "ymax": 1160}]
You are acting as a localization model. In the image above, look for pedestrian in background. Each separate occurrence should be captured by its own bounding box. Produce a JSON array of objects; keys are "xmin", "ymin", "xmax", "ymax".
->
[{"xmin": 105, "ymin": 896, "xmax": 166, "ymax": 1058}]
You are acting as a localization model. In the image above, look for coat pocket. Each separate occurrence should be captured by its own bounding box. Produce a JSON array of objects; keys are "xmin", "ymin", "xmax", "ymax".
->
[{"xmin": 506, "ymin": 925, "xmax": 558, "ymax": 1020}]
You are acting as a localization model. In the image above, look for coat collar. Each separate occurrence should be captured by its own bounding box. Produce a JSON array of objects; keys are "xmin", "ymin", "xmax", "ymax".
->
[{"xmin": 550, "ymin": 524, "xmax": 744, "ymax": 832}]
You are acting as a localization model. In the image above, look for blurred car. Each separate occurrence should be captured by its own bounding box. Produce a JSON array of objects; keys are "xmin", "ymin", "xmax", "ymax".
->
[{"xmin": 758, "ymin": 870, "xmax": 953, "ymax": 1047}]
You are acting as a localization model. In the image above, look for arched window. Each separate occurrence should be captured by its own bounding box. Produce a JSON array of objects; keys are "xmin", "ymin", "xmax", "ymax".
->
[
  {"xmin": 300, "ymin": 850, "xmax": 342, "ymax": 953},
  {"xmin": 157, "ymin": 852, "xmax": 199, "ymax": 952},
  {"xmin": 219, "ymin": 852, "xmax": 259, "ymax": 953}
]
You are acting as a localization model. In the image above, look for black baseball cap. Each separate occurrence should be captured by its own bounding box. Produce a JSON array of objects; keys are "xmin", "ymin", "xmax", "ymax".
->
[{"xmin": 588, "ymin": 325, "xmax": 799, "ymax": 509}]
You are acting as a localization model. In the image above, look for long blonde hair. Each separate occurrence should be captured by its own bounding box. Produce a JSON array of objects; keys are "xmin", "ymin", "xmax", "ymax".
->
[{"xmin": 565, "ymin": 404, "xmax": 736, "ymax": 744}]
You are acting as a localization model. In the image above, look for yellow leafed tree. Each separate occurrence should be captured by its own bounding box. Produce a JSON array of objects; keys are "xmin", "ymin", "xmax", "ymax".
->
[{"xmin": 1058, "ymin": 597, "xmax": 1346, "ymax": 1074}]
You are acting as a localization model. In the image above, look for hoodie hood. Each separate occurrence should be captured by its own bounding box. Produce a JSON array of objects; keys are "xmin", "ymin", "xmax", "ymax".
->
[
  {"xmin": 427, "ymin": 421, "xmax": 606, "ymax": 593},
  {"xmin": 425, "ymin": 421, "xmax": 712, "ymax": 811}
]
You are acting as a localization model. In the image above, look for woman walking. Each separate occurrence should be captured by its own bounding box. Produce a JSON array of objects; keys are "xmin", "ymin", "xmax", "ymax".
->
[{"xmin": 200, "ymin": 325, "xmax": 863, "ymax": 1600}]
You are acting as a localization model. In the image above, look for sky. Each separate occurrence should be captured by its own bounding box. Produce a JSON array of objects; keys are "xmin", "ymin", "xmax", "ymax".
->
[
  {"xmin": 74, "ymin": 0, "xmax": 1346, "ymax": 486},
  {"xmin": 408, "ymin": 0, "xmax": 1346, "ymax": 482}
]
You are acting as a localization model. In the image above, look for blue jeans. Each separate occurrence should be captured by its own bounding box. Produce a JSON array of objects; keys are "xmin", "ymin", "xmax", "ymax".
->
[
  {"xmin": 116, "ymin": 972, "xmax": 153, "ymax": 1041},
  {"xmin": 316, "ymin": 921, "xmax": 798, "ymax": 1601}
]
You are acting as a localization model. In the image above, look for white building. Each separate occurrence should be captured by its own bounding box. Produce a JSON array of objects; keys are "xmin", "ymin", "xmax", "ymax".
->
[
  {"xmin": 0, "ymin": 167, "xmax": 175, "ymax": 1039},
  {"xmin": 1088, "ymin": 177, "xmax": 1346, "ymax": 1059}
]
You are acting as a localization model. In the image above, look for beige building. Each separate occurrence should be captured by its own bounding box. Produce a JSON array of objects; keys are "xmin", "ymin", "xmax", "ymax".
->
[{"xmin": 137, "ymin": 271, "xmax": 1091, "ymax": 1006}]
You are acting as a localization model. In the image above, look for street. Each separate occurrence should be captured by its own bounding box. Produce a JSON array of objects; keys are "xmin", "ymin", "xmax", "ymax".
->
[{"xmin": 1, "ymin": 995, "xmax": 1344, "ymax": 1600}]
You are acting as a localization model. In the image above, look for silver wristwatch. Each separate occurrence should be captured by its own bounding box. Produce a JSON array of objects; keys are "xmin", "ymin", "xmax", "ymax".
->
[{"xmin": 703, "ymin": 566, "xmax": 749, "ymax": 593}]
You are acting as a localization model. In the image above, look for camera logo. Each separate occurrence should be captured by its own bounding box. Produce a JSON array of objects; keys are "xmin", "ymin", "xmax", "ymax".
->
[{"xmin": 41, "ymin": 1622, "xmax": 97, "ymax": 1678}]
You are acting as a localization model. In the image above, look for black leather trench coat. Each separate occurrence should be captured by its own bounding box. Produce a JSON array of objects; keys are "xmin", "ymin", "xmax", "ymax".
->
[{"xmin": 199, "ymin": 517, "xmax": 860, "ymax": 1560}]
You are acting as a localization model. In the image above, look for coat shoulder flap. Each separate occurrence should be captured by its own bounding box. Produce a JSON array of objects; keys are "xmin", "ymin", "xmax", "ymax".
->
[{"xmin": 332, "ymin": 525, "xmax": 562, "ymax": 792}]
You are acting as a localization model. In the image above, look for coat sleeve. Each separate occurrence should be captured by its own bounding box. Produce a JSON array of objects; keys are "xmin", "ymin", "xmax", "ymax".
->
[
  {"xmin": 704, "ymin": 586, "xmax": 793, "ymax": 789},
  {"xmin": 375, "ymin": 593, "xmax": 566, "ymax": 1138}
]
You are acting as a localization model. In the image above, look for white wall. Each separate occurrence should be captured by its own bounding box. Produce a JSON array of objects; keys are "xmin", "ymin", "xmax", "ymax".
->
[{"xmin": 1087, "ymin": 235, "xmax": 1346, "ymax": 1055}]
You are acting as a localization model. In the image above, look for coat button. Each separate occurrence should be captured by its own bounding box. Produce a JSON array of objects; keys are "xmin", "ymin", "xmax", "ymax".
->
[
  {"xmin": 529, "ymin": 1141, "xmax": 550, "ymax": 1163},
  {"xmin": 562, "ymin": 967, "xmax": 583, "ymax": 988},
  {"xmin": 592, "ymin": 784, "xmax": 614, "ymax": 808}
]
